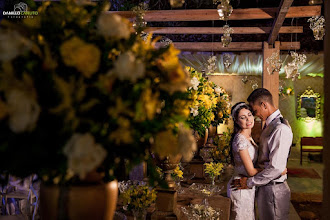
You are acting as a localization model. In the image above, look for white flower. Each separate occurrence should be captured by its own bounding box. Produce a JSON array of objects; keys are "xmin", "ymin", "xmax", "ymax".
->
[
  {"xmin": 190, "ymin": 107, "xmax": 199, "ymax": 117},
  {"xmin": 214, "ymin": 86, "xmax": 223, "ymax": 95},
  {"xmin": 97, "ymin": 13, "xmax": 131, "ymax": 39},
  {"xmin": 177, "ymin": 123, "xmax": 197, "ymax": 161},
  {"xmin": 63, "ymin": 133, "xmax": 107, "ymax": 179},
  {"xmin": 0, "ymin": 30, "xmax": 32, "ymax": 61},
  {"xmin": 7, "ymin": 89, "xmax": 40, "ymax": 133},
  {"xmin": 189, "ymin": 77, "xmax": 200, "ymax": 90},
  {"xmin": 112, "ymin": 51, "xmax": 145, "ymax": 82}
]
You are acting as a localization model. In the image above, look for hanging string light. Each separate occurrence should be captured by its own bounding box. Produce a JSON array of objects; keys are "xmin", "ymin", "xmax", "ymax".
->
[
  {"xmin": 169, "ymin": 0, "xmax": 185, "ymax": 8},
  {"xmin": 307, "ymin": 16, "xmax": 326, "ymax": 40},
  {"xmin": 217, "ymin": 0, "xmax": 233, "ymax": 21},
  {"xmin": 266, "ymin": 51, "xmax": 282, "ymax": 74},
  {"xmin": 221, "ymin": 24, "xmax": 233, "ymax": 47}
]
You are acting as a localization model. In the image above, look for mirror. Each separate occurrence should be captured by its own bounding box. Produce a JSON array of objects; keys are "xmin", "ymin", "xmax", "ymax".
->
[{"xmin": 297, "ymin": 86, "xmax": 321, "ymax": 121}]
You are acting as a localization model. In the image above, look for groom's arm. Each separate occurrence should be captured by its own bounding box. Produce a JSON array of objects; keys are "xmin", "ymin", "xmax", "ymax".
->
[{"xmin": 246, "ymin": 124, "xmax": 292, "ymax": 188}]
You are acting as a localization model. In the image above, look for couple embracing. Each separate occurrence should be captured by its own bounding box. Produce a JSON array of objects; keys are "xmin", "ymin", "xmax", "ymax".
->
[{"xmin": 227, "ymin": 88, "xmax": 293, "ymax": 220}]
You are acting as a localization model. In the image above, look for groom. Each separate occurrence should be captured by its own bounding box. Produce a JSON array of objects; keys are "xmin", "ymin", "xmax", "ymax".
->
[{"xmin": 233, "ymin": 88, "xmax": 293, "ymax": 220}]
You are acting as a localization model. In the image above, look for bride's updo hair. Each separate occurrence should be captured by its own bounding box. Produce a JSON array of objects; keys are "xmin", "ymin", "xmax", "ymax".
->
[{"xmin": 229, "ymin": 102, "xmax": 253, "ymax": 165}]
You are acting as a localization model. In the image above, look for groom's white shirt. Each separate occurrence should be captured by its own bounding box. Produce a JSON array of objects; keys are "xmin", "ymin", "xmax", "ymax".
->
[{"xmin": 247, "ymin": 109, "xmax": 293, "ymax": 188}]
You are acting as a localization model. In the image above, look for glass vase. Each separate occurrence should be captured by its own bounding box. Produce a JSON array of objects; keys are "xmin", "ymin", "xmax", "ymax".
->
[
  {"xmin": 210, "ymin": 176, "xmax": 215, "ymax": 185},
  {"xmin": 133, "ymin": 209, "xmax": 147, "ymax": 220}
]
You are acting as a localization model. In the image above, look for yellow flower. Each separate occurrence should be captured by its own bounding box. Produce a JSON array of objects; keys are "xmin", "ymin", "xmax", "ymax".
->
[
  {"xmin": 135, "ymin": 88, "xmax": 160, "ymax": 121},
  {"xmin": 153, "ymin": 130, "xmax": 179, "ymax": 158},
  {"xmin": 109, "ymin": 117, "xmax": 134, "ymax": 144},
  {"xmin": 60, "ymin": 37, "xmax": 101, "ymax": 78},
  {"xmin": 204, "ymin": 162, "xmax": 224, "ymax": 177}
]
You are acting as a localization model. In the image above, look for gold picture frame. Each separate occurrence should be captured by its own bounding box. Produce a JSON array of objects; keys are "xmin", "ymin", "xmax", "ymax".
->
[{"xmin": 297, "ymin": 86, "xmax": 321, "ymax": 121}]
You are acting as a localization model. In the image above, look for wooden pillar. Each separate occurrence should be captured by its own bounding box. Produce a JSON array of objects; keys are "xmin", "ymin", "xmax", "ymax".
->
[
  {"xmin": 262, "ymin": 41, "xmax": 280, "ymax": 108},
  {"xmin": 323, "ymin": 0, "xmax": 330, "ymax": 218}
]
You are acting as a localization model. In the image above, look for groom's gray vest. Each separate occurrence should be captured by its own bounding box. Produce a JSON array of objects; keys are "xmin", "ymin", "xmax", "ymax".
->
[{"xmin": 257, "ymin": 116, "xmax": 291, "ymax": 170}]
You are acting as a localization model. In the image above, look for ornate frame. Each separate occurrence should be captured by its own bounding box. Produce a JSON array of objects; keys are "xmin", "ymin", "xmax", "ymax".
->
[{"xmin": 297, "ymin": 86, "xmax": 321, "ymax": 121}]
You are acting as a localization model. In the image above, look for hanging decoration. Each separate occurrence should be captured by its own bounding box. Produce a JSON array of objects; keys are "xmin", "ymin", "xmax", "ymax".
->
[
  {"xmin": 266, "ymin": 51, "xmax": 282, "ymax": 75},
  {"xmin": 251, "ymin": 81, "xmax": 258, "ymax": 90},
  {"xmin": 169, "ymin": 0, "xmax": 185, "ymax": 8},
  {"xmin": 223, "ymin": 53, "xmax": 232, "ymax": 68},
  {"xmin": 159, "ymin": 37, "xmax": 173, "ymax": 48},
  {"xmin": 140, "ymin": 31, "xmax": 150, "ymax": 42},
  {"xmin": 132, "ymin": 3, "xmax": 148, "ymax": 33},
  {"xmin": 207, "ymin": 55, "xmax": 217, "ymax": 74},
  {"xmin": 307, "ymin": 16, "xmax": 326, "ymax": 40},
  {"xmin": 221, "ymin": 25, "xmax": 233, "ymax": 47},
  {"xmin": 217, "ymin": 0, "xmax": 233, "ymax": 21},
  {"xmin": 241, "ymin": 76, "xmax": 248, "ymax": 84},
  {"xmin": 284, "ymin": 51, "xmax": 307, "ymax": 81}
]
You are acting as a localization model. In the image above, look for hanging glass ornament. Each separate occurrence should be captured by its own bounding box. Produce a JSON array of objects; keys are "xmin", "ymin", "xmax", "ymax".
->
[
  {"xmin": 221, "ymin": 25, "xmax": 233, "ymax": 47},
  {"xmin": 241, "ymin": 76, "xmax": 248, "ymax": 84},
  {"xmin": 307, "ymin": 16, "xmax": 326, "ymax": 40},
  {"xmin": 132, "ymin": 3, "xmax": 148, "ymax": 33},
  {"xmin": 284, "ymin": 51, "xmax": 307, "ymax": 81},
  {"xmin": 159, "ymin": 37, "xmax": 173, "ymax": 48},
  {"xmin": 169, "ymin": 0, "xmax": 185, "ymax": 8},
  {"xmin": 217, "ymin": 0, "xmax": 233, "ymax": 21},
  {"xmin": 266, "ymin": 51, "xmax": 282, "ymax": 74},
  {"xmin": 223, "ymin": 53, "xmax": 232, "ymax": 68},
  {"xmin": 207, "ymin": 55, "xmax": 217, "ymax": 74}
]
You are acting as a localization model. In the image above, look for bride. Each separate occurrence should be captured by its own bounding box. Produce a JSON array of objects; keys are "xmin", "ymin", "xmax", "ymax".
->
[{"xmin": 227, "ymin": 102, "xmax": 286, "ymax": 219}]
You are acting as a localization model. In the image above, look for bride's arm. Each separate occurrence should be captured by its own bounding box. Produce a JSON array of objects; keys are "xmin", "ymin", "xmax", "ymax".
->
[{"xmin": 239, "ymin": 149, "xmax": 258, "ymax": 177}]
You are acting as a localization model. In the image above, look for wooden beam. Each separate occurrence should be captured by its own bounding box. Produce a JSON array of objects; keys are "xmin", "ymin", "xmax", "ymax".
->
[
  {"xmin": 263, "ymin": 41, "xmax": 280, "ymax": 108},
  {"xmin": 154, "ymin": 42, "xmax": 300, "ymax": 51},
  {"xmin": 268, "ymin": 0, "xmax": 294, "ymax": 45},
  {"xmin": 146, "ymin": 26, "xmax": 303, "ymax": 34},
  {"xmin": 110, "ymin": 6, "xmax": 321, "ymax": 21}
]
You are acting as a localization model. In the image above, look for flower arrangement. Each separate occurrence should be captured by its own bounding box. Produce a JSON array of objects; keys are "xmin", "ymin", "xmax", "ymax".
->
[
  {"xmin": 185, "ymin": 67, "xmax": 230, "ymax": 137},
  {"xmin": 121, "ymin": 184, "xmax": 157, "ymax": 211},
  {"xmin": 204, "ymin": 162, "xmax": 224, "ymax": 184},
  {"xmin": 210, "ymin": 129, "xmax": 232, "ymax": 164},
  {"xmin": 171, "ymin": 165, "xmax": 183, "ymax": 181},
  {"xmin": 181, "ymin": 204, "xmax": 221, "ymax": 220},
  {"xmin": 282, "ymin": 86, "xmax": 294, "ymax": 96},
  {"xmin": 0, "ymin": 0, "xmax": 195, "ymax": 184}
]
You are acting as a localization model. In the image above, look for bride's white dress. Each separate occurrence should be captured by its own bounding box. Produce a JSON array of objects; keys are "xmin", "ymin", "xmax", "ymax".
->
[{"xmin": 227, "ymin": 133, "xmax": 258, "ymax": 220}]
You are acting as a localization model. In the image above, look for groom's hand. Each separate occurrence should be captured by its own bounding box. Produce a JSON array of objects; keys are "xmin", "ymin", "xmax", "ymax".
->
[{"xmin": 230, "ymin": 176, "xmax": 249, "ymax": 190}]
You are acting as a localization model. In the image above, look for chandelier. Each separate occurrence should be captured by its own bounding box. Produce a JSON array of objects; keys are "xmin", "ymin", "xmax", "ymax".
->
[
  {"xmin": 221, "ymin": 25, "xmax": 233, "ymax": 47},
  {"xmin": 223, "ymin": 53, "xmax": 232, "ymax": 68},
  {"xmin": 217, "ymin": 0, "xmax": 233, "ymax": 21},
  {"xmin": 284, "ymin": 51, "xmax": 307, "ymax": 81},
  {"xmin": 132, "ymin": 3, "xmax": 148, "ymax": 33},
  {"xmin": 207, "ymin": 55, "xmax": 217, "ymax": 74},
  {"xmin": 307, "ymin": 16, "xmax": 326, "ymax": 40},
  {"xmin": 266, "ymin": 51, "xmax": 282, "ymax": 74},
  {"xmin": 169, "ymin": 0, "xmax": 185, "ymax": 8}
]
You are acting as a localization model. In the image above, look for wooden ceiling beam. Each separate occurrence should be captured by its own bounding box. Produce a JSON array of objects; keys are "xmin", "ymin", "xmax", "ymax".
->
[
  {"xmin": 268, "ymin": 0, "xmax": 294, "ymax": 45},
  {"xmin": 110, "ymin": 6, "xmax": 321, "ymax": 22},
  {"xmin": 146, "ymin": 26, "xmax": 303, "ymax": 34},
  {"xmin": 154, "ymin": 42, "xmax": 300, "ymax": 51}
]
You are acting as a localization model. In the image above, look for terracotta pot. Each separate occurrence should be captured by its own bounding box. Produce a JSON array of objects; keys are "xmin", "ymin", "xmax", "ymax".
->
[{"xmin": 40, "ymin": 180, "xmax": 118, "ymax": 220}]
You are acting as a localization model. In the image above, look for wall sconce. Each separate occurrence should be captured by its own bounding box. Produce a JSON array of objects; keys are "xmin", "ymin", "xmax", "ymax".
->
[
  {"xmin": 307, "ymin": 16, "xmax": 326, "ymax": 40},
  {"xmin": 266, "ymin": 51, "xmax": 282, "ymax": 74},
  {"xmin": 221, "ymin": 25, "xmax": 233, "ymax": 47},
  {"xmin": 169, "ymin": 0, "xmax": 185, "ymax": 7},
  {"xmin": 217, "ymin": 0, "xmax": 233, "ymax": 21}
]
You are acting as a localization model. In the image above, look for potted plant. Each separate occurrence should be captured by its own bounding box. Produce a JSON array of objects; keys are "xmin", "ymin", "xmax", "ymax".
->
[{"xmin": 0, "ymin": 1, "xmax": 196, "ymax": 219}]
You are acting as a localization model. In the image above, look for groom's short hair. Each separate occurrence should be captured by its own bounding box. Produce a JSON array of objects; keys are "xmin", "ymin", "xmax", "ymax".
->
[{"xmin": 247, "ymin": 88, "xmax": 274, "ymax": 106}]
